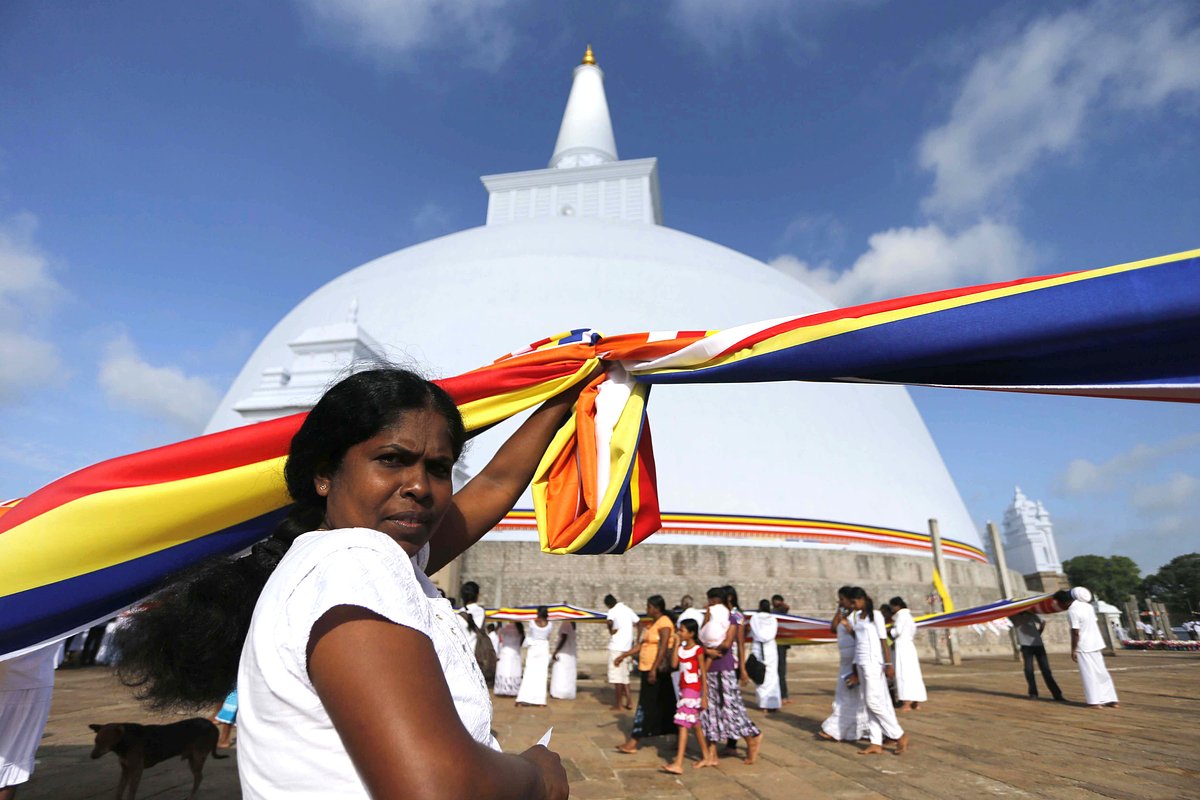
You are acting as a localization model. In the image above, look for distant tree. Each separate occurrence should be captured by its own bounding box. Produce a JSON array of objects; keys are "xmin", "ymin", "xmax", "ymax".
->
[
  {"xmin": 1062, "ymin": 554, "xmax": 1142, "ymax": 605},
  {"xmin": 1141, "ymin": 553, "xmax": 1200, "ymax": 617}
]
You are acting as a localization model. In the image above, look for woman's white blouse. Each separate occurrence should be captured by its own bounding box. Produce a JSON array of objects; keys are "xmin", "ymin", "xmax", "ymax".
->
[
  {"xmin": 237, "ymin": 528, "xmax": 496, "ymax": 799},
  {"xmin": 525, "ymin": 619, "xmax": 553, "ymax": 646},
  {"xmin": 852, "ymin": 610, "xmax": 888, "ymax": 667},
  {"xmin": 891, "ymin": 608, "xmax": 916, "ymax": 643}
]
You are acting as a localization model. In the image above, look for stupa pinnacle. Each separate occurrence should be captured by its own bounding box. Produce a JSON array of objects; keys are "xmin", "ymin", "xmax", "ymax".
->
[{"xmin": 550, "ymin": 45, "xmax": 618, "ymax": 169}]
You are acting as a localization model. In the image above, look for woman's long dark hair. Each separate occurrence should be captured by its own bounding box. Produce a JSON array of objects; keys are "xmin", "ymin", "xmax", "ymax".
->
[
  {"xmin": 848, "ymin": 586, "xmax": 874, "ymax": 621},
  {"xmin": 722, "ymin": 584, "xmax": 740, "ymax": 611},
  {"xmin": 114, "ymin": 368, "xmax": 465, "ymax": 710}
]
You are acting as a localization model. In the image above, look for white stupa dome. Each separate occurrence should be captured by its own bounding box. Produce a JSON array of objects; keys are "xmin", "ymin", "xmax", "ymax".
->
[{"xmin": 207, "ymin": 50, "xmax": 983, "ymax": 559}]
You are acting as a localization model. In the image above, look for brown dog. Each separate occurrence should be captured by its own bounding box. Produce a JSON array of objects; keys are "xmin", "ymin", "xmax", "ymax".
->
[{"xmin": 89, "ymin": 718, "xmax": 228, "ymax": 800}]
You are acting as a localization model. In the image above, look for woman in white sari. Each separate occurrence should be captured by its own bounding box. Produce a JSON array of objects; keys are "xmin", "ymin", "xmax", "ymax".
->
[
  {"xmin": 549, "ymin": 620, "xmax": 577, "ymax": 700},
  {"xmin": 750, "ymin": 600, "xmax": 781, "ymax": 711},
  {"xmin": 516, "ymin": 607, "xmax": 552, "ymax": 706},
  {"xmin": 494, "ymin": 621, "xmax": 524, "ymax": 697},
  {"xmin": 819, "ymin": 586, "xmax": 868, "ymax": 742},
  {"xmin": 887, "ymin": 596, "xmax": 926, "ymax": 711}
]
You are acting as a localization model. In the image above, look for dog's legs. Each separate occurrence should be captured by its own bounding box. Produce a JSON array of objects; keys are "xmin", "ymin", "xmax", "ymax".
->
[
  {"xmin": 114, "ymin": 767, "xmax": 129, "ymax": 800},
  {"xmin": 185, "ymin": 752, "xmax": 206, "ymax": 800},
  {"xmin": 126, "ymin": 764, "xmax": 143, "ymax": 800}
]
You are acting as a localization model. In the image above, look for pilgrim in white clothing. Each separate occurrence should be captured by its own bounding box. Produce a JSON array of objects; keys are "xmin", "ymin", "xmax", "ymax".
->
[
  {"xmin": 0, "ymin": 644, "xmax": 57, "ymax": 791},
  {"xmin": 820, "ymin": 622, "xmax": 869, "ymax": 741},
  {"xmin": 852, "ymin": 608, "xmax": 904, "ymax": 747},
  {"xmin": 237, "ymin": 529, "xmax": 496, "ymax": 800},
  {"xmin": 549, "ymin": 621, "xmax": 577, "ymax": 700},
  {"xmin": 515, "ymin": 619, "xmax": 553, "ymax": 706},
  {"xmin": 749, "ymin": 612, "xmax": 781, "ymax": 710},
  {"xmin": 889, "ymin": 607, "xmax": 927, "ymax": 704},
  {"xmin": 456, "ymin": 602, "xmax": 487, "ymax": 651},
  {"xmin": 1067, "ymin": 587, "xmax": 1118, "ymax": 706},
  {"xmin": 494, "ymin": 622, "xmax": 524, "ymax": 697},
  {"xmin": 606, "ymin": 601, "xmax": 638, "ymax": 685}
]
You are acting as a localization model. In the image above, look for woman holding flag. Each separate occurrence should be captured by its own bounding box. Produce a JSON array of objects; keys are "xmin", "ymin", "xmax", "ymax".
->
[{"xmin": 114, "ymin": 368, "xmax": 576, "ymax": 800}]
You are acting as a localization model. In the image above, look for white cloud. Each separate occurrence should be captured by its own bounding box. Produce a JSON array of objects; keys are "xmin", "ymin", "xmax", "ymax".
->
[
  {"xmin": 294, "ymin": 0, "xmax": 524, "ymax": 69},
  {"xmin": 0, "ymin": 333, "xmax": 60, "ymax": 401},
  {"xmin": 0, "ymin": 212, "xmax": 63, "ymax": 401},
  {"xmin": 920, "ymin": 1, "xmax": 1200, "ymax": 218},
  {"xmin": 1056, "ymin": 433, "xmax": 1200, "ymax": 495},
  {"xmin": 412, "ymin": 202, "xmax": 453, "ymax": 235},
  {"xmin": 1132, "ymin": 473, "xmax": 1200, "ymax": 514},
  {"xmin": 99, "ymin": 335, "xmax": 221, "ymax": 430},
  {"xmin": 665, "ymin": 0, "xmax": 875, "ymax": 55},
  {"xmin": 769, "ymin": 218, "xmax": 1035, "ymax": 305}
]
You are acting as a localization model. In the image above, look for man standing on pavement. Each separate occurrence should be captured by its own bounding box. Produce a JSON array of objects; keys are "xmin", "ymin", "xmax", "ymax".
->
[
  {"xmin": 1010, "ymin": 609, "xmax": 1065, "ymax": 702},
  {"xmin": 771, "ymin": 594, "xmax": 792, "ymax": 705},
  {"xmin": 605, "ymin": 594, "xmax": 638, "ymax": 710}
]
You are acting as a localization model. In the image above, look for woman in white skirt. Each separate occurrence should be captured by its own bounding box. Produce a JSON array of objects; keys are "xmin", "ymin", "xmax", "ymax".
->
[
  {"xmin": 549, "ymin": 620, "xmax": 577, "ymax": 700},
  {"xmin": 494, "ymin": 621, "xmax": 524, "ymax": 697},
  {"xmin": 845, "ymin": 588, "xmax": 908, "ymax": 755},
  {"xmin": 0, "ymin": 643, "xmax": 57, "ymax": 799},
  {"xmin": 1057, "ymin": 587, "xmax": 1119, "ymax": 708},
  {"xmin": 819, "ymin": 587, "xmax": 869, "ymax": 742},
  {"xmin": 516, "ymin": 607, "xmax": 553, "ymax": 706},
  {"xmin": 886, "ymin": 596, "xmax": 927, "ymax": 711},
  {"xmin": 749, "ymin": 600, "xmax": 781, "ymax": 711}
]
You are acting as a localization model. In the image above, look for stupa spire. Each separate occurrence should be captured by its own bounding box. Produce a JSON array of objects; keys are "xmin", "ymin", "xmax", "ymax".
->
[{"xmin": 550, "ymin": 45, "xmax": 618, "ymax": 169}]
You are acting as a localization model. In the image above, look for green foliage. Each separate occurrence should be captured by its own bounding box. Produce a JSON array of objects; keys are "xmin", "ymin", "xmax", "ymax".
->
[
  {"xmin": 1062, "ymin": 554, "xmax": 1142, "ymax": 606},
  {"xmin": 1141, "ymin": 553, "xmax": 1200, "ymax": 617}
]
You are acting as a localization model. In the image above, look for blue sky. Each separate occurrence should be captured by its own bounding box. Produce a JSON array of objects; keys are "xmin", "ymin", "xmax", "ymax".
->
[{"xmin": 1, "ymin": 0, "xmax": 1197, "ymax": 573}]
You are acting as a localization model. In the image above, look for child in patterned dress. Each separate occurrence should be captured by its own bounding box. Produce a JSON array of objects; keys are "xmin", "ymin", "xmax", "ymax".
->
[{"xmin": 661, "ymin": 619, "xmax": 710, "ymax": 773}]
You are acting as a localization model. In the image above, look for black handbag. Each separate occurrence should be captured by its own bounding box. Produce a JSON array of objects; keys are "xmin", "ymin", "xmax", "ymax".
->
[{"xmin": 745, "ymin": 653, "xmax": 767, "ymax": 685}]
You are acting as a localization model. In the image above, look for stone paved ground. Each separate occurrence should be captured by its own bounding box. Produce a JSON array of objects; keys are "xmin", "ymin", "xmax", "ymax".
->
[{"xmin": 19, "ymin": 651, "xmax": 1200, "ymax": 799}]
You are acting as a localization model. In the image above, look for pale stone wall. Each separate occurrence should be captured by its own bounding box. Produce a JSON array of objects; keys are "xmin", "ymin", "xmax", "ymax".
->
[{"xmin": 459, "ymin": 540, "xmax": 1071, "ymax": 661}]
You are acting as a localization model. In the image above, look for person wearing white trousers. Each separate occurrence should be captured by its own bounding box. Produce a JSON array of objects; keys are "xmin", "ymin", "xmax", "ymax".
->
[
  {"xmin": 846, "ymin": 588, "xmax": 908, "ymax": 755},
  {"xmin": 886, "ymin": 597, "xmax": 927, "ymax": 711},
  {"xmin": 1058, "ymin": 587, "xmax": 1119, "ymax": 708}
]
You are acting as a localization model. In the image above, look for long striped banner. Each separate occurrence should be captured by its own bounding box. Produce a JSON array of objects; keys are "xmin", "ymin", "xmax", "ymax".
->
[
  {"xmin": 773, "ymin": 592, "xmax": 1066, "ymax": 645},
  {"xmin": 2, "ymin": 248, "xmax": 1197, "ymax": 655},
  {"xmin": 485, "ymin": 604, "xmax": 608, "ymax": 623},
  {"xmin": 494, "ymin": 509, "xmax": 989, "ymax": 562}
]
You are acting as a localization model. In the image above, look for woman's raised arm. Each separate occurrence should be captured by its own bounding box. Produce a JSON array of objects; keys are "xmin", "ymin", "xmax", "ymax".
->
[
  {"xmin": 308, "ymin": 606, "xmax": 567, "ymax": 800},
  {"xmin": 425, "ymin": 379, "xmax": 591, "ymax": 575}
]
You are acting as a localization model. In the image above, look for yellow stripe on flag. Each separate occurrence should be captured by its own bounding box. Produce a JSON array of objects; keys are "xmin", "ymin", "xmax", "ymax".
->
[{"xmin": 0, "ymin": 457, "xmax": 288, "ymax": 598}]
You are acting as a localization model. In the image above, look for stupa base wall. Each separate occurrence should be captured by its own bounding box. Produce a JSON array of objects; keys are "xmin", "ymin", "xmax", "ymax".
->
[{"xmin": 460, "ymin": 539, "xmax": 1071, "ymax": 659}]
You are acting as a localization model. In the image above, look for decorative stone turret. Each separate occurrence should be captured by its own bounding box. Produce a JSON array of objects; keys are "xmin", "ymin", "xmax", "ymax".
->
[
  {"xmin": 1002, "ymin": 487, "xmax": 1067, "ymax": 592},
  {"xmin": 233, "ymin": 300, "xmax": 386, "ymax": 423}
]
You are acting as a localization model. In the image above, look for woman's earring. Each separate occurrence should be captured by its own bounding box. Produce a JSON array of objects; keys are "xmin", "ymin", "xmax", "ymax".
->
[{"xmin": 318, "ymin": 482, "xmax": 329, "ymax": 492}]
